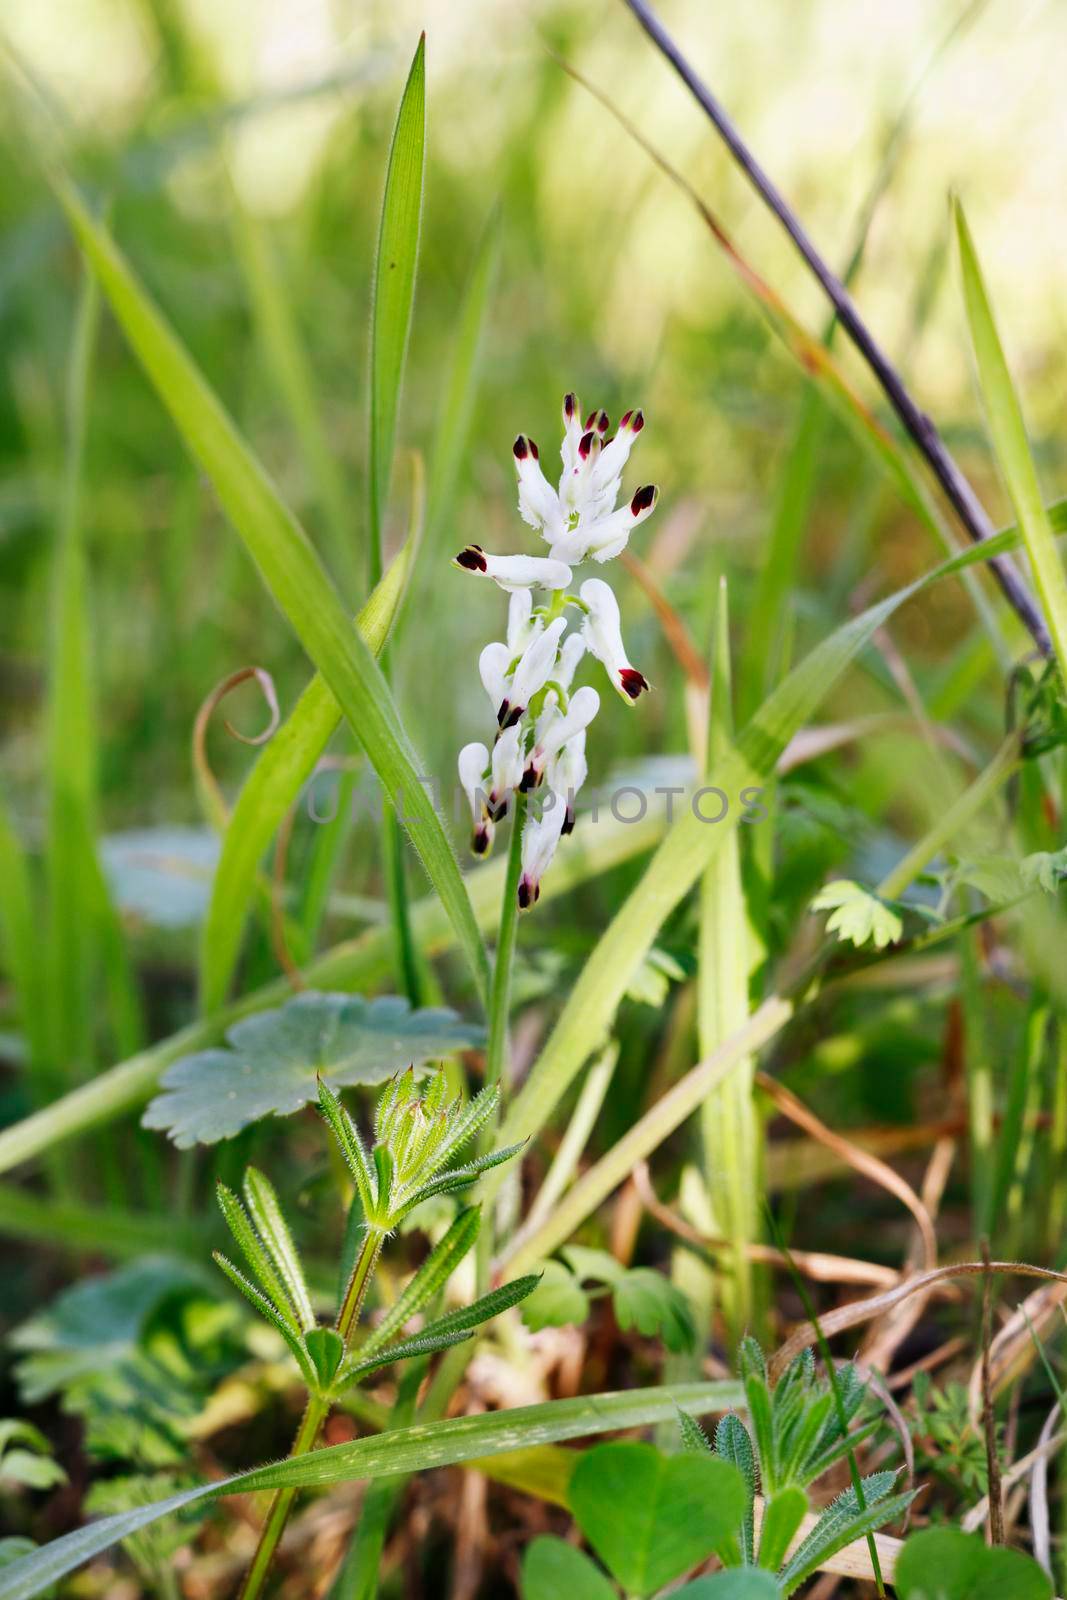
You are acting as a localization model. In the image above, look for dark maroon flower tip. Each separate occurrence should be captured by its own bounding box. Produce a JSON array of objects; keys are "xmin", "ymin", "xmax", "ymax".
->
[
  {"xmin": 619, "ymin": 667, "xmax": 650, "ymax": 700},
  {"xmin": 517, "ymin": 879, "xmax": 532, "ymax": 909},
  {"xmin": 564, "ymin": 392, "xmax": 577, "ymax": 418},
  {"xmin": 584, "ymin": 410, "xmax": 597, "ymax": 430},
  {"xmin": 578, "ymin": 430, "xmax": 597, "ymax": 460},
  {"xmin": 456, "ymin": 545, "xmax": 487, "ymax": 571},
  {"xmin": 473, "ymin": 827, "xmax": 491, "ymax": 855},
  {"xmin": 519, "ymin": 763, "xmax": 539, "ymax": 792},
  {"xmin": 562, "ymin": 807, "xmax": 576, "ymax": 836},
  {"xmin": 620, "ymin": 409, "xmax": 633, "ymax": 428},
  {"xmin": 631, "ymin": 409, "xmax": 645, "ymax": 432},
  {"xmin": 596, "ymin": 410, "xmax": 609, "ymax": 433},
  {"xmin": 529, "ymin": 438, "xmax": 540, "ymax": 460},
  {"xmin": 513, "ymin": 435, "xmax": 528, "ymax": 460},
  {"xmin": 630, "ymin": 484, "xmax": 656, "ymax": 515},
  {"xmin": 489, "ymin": 797, "xmax": 508, "ymax": 822}
]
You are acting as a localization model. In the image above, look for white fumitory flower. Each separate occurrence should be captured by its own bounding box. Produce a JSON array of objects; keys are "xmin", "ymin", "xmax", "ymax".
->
[
  {"xmin": 580, "ymin": 577, "xmax": 650, "ymax": 702},
  {"xmin": 500, "ymin": 617, "xmax": 567, "ymax": 729},
  {"xmin": 547, "ymin": 727, "xmax": 587, "ymax": 834},
  {"xmin": 517, "ymin": 793, "xmax": 567, "ymax": 909},
  {"xmin": 524, "ymin": 685, "xmax": 600, "ymax": 791},
  {"xmin": 452, "ymin": 392, "xmax": 660, "ymax": 908},
  {"xmin": 488, "ymin": 723, "xmax": 525, "ymax": 819},
  {"xmin": 452, "ymin": 547, "xmax": 571, "ymax": 592},
  {"xmin": 457, "ymin": 742, "xmax": 493, "ymax": 856}
]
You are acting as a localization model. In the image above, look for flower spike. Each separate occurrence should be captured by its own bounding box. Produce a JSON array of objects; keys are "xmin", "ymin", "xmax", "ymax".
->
[{"xmin": 453, "ymin": 391, "xmax": 659, "ymax": 905}]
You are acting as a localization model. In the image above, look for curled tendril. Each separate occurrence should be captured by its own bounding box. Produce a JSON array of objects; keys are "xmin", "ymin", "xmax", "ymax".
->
[{"xmin": 193, "ymin": 667, "xmax": 281, "ymax": 831}]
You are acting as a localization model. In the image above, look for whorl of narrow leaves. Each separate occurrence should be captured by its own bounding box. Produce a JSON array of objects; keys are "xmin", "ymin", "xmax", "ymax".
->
[{"xmin": 317, "ymin": 1072, "xmax": 522, "ymax": 1230}]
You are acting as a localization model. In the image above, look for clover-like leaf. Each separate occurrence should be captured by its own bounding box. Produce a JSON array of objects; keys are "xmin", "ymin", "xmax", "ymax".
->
[
  {"xmin": 521, "ymin": 1535, "xmax": 616, "ymax": 1600},
  {"xmin": 894, "ymin": 1526, "xmax": 1052, "ymax": 1600},
  {"xmin": 521, "ymin": 1261, "xmax": 590, "ymax": 1332},
  {"xmin": 143, "ymin": 992, "xmax": 484, "ymax": 1147},
  {"xmin": 810, "ymin": 880, "xmax": 903, "ymax": 950},
  {"xmin": 612, "ymin": 1269, "xmax": 696, "ymax": 1353},
  {"xmin": 569, "ymin": 1442, "xmax": 746, "ymax": 1598}
]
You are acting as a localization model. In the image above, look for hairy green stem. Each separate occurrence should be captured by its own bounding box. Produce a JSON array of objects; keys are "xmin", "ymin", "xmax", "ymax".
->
[{"xmin": 239, "ymin": 1227, "xmax": 384, "ymax": 1600}]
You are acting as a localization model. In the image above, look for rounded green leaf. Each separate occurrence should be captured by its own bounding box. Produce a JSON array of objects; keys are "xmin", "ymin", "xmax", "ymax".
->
[
  {"xmin": 521, "ymin": 1262, "xmax": 590, "ymax": 1332},
  {"xmin": 895, "ymin": 1528, "xmax": 1052, "ymax": 1600},
  {"xmin": 521, "ymin": 1536, "xmax": 616, "ymax": 1600},
  {"xmin": 674, "ymin": 1573, "xmax": 783, "ymax": 1599},
  {"xmin": 569, "ymin": 1442, "xmax": 746, "ymax": 1598}
]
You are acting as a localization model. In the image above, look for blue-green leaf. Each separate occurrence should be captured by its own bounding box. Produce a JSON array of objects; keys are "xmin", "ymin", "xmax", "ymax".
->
[{"xmin": 143, "ymin": 992, "xmax": 483, "ymax": 1147}]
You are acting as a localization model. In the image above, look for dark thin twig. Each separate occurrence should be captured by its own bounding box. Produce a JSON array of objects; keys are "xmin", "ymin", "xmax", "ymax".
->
[
  {"xmin": 620, "ymin": 0, "xmax": 1052, "ymax": 660},
  {"xmin": 980, "ymin": 1238, "xmax": 1006, "ymax": 1544}
]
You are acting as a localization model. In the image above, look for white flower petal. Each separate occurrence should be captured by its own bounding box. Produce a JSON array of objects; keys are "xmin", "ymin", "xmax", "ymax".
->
[
  {"xmin": 556, "ymin": 630, "xmax": 586, "ymax": 689},
  {"xmin": 590, "ymin": 408, "xmax": 644, "ymax": 496},
  {"xmin": 525, "ymin": 684, "xmax": 600, "ymax": 787},
  {"xmin": 506, "ymin": 588, "xmax": 539, "ymax": 655},
  {"xmin": 454, "ymin": 547, "xmax": 572, "ymax": 592},
  {"xmin": 489, "ymin": 723, "xmax": 525, "ymax": 816},
  {"xmin": 457, "ymin": 742, "xmax": 493, "ymax": 855},
  {"xmin": 546, "ymin": 727, "xmax": 587, "ymax": 832},
  {"xmin": 559, "ymin": 392, "xmax": 583, "ymax": 475},
  {"xmin": 560, "ymin": 425, "xmax": 603, "ymax": 515},
  {"xmin": 478, "ymin": 642, "xmax": 511, "ymax": 719},
  {"xmin": 514, "ymin": 435, "xmax": 565, "ymax": 542},
  {"xmin": 506, "ymin": 616, "xmax": 567, "ymax": 725},
  {"xmin": 580, "ymin": 577, "xmax": 650, "ymax": 703},
  {"xmin": 518, "ymin": 792, "xmax": 567, "ymax": 908}
]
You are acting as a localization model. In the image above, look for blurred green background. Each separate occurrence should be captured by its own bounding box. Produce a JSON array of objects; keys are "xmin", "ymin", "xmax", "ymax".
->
[{"xmin": 2, "ymin": 0, "xmax": 1065, "ymax": 1007}]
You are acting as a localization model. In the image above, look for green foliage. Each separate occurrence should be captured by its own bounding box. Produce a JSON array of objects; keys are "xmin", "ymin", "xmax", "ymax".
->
[
  {"xmin": 675, "ymin": 1343, "xmax": 910, "ymax": 1595},
  {"xmin": 625, "ymin": 946, "xmax": 687, "ymax": 1007},
  {"xmin": 83, "ymin": 1473, "xmax": 207, "ymax": 1594},
  {"xmin": 895, "ymin": 1527, "xmax": 1052, "ymax": 1599},
  {"xmin": 911, "ymin": 1375, "xmax": 992, "ymax": 1498},
  {"xmin": 567, "ymin": 1442, "xmax": 746, "ymax": 1598},
  {"xmin": 47, "ymin": 164, "xmax": 491, "ymax": 1005},
  {"xmin": 521, "ymin": 1536, "xmax": 617, "ymax": 1600},
  {"xmin": 0, "ymin": 1424, "xmax": 65, "ymax": 1494},
  {"xmin": 521, "ymin": 1247, "xmax": 696, "ymax": 1353},
  {"xmin": 142, "ymin": 992, "xmax": 483, "ymax": 1146},
  {"xmin": 319, "ymin": 1070, "xmax": 520, "ymax": 1231},
  {"xmin": 0, "ymin": 1383, "xmax": 741, "ymax": 1599},
  {"xmin": 674, "ymin": 1576, "xmax": 783, "ymax": 1599},
  {"xmin": 368, "ymin": 35, "xmax": 425, "ymax": 579},
  {"xmin": 955, "ymin": 198, "xmax": 1067, "ymax": 686},
  {"xmin": 199, "ymin": 530, "xmax": 417, "ymax": 1012},
  {"xmin": 810, "ymin": 879, "xmax": 903, "ymax": 950},
  {"xmin": 10, "ymin": 1261, "xmax": 242, "ymax": 1471},
  {"xmin": 211, "ymin": 1069, "xmax": 531, "ymax": 1409}
]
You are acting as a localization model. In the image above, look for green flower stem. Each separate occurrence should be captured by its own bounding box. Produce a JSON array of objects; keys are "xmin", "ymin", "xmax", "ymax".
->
[
  {"xmin": 477, "ymin": 795, "xmax": 527, "ymax": 1291},
  {"xmin": 484, "ymin": 794, "xmax": 527, "ymax": 1099},
  {"xmin": 237, "ymin": 1393, "xmax": 328, "ymax": 1600},
  {"xmin": 239, "ymin": 1227, "xmax": 385, "ymax": 1600}
]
